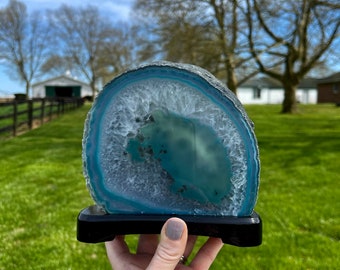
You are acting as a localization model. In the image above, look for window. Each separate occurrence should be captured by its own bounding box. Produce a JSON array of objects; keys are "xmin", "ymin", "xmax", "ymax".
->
[{"xmin": 253, "ymin": 86, "xmax": 262, "ymax": 99}]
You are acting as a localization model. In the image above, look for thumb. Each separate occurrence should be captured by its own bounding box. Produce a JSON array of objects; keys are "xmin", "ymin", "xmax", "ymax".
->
[{"xmin": 146, "ymin": 218, "xmax": 188, "ymax": 270}]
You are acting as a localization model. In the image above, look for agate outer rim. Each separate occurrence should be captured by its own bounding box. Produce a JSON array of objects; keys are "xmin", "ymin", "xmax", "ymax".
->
[{"xmin": 83, "ymin": 61, "xmax": 260, "ymax": 216}]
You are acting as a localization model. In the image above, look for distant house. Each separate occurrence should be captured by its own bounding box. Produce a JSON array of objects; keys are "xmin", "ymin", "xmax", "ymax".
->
[
  {"xmin": 237, "ymin": 76, "xmax": 317, "ymax": 104},
  {"xmin": 317, "ymin": 72, "xmax": 340, "ymax": 104},
  {"xmin": 32, "ymin": 75, "xmax": 92, "ymax": 98}
]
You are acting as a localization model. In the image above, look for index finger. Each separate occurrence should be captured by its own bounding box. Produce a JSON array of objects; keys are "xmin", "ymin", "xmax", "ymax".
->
[
  {"xmin": 189, "ymin": 238, "xmax": 223, "ymax": 269},
  {"xmin": 105, "ymin": 236, "xmax": 131, "ymax": 266}
]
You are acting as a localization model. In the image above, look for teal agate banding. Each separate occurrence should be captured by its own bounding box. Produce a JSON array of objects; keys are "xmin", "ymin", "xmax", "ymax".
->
[
  {"xmin": 126, "ymin": 109, "xmax": 232, "ymax": 204},
  {"xmin": 83, "ymin": 61, "xmax": 260, "ymax": 216}
]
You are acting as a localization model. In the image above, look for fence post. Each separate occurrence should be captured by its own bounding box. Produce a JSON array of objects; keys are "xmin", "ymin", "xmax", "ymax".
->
[
  {"xmin": 57, "ymin": 99, "xmax": 61, "ymax": 116},
  {"xmin": 28, "ymin": 100, "xmax": 33, "ymax": 130},
  {"xmin": 49, "ymin": 99, "xmax": 53, "ymax": 121},
  {"xmin": 40, "ymin": 99, "xmax": 45, "ymax": 125},
  {"xmin": 13, "ymin": 101, "xmax": 17, "ymax": 137}
]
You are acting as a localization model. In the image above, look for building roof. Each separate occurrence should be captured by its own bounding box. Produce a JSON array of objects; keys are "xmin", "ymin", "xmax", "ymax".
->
[
  {"xmin": 317, "ymin": 72, "xmax": 340, "ymax": 84},
  {"xmin": 240, "ymin": 76, "xmax": 317, "ymax": 89},
  {"xmin": 240, "ymin": 77, "xmax": 280, "ymax": 88},
  {"xmin": 32, "ymin": 75, "xmax": 90, "ymax": 88},
  {"xmin": 298, "ymin": 77, "xmax": 318, "ymax": 88}
]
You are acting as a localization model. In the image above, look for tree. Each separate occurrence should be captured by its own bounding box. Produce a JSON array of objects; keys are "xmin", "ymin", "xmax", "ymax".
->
[
  {"xmin": 246, "ymin": 0, "xmax": 340, "ymax": 113},
  {"xmin": 134, "ymin": 0, "xmax": 258, "ymax": 94},
  {"xmin": 97, "ymin": 22, "xmax": 138, "ymax": 85},
  {"xmin": 48, "ymin": 5, "xmax": 135, "ymax": 98},
  {"xmin": 0, "ymin": 0, "xmax": 52, "ymax": 98}
]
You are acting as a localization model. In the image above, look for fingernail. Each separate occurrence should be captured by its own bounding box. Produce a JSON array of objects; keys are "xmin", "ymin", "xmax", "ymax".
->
[{"xmin": 165, "ymin": 219, "xmax": 184, "ymax": 240}]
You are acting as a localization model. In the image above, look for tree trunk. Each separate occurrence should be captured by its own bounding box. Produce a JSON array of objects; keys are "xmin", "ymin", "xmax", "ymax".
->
[
  {"xmin": 90, "ymin": 80, "xmax": 96, "ymax": 101},
  {"xmin": 224, "ymin": 56, "xmax": 238, "ymax": 95},
  {"xmin": 226, "ymin": 70, "xmax": 238, "ymax": 95},
  {"xmin": 281, "ymin": 83, "xmax": 298, "ymax": 113},
  {"xmin": 25, "ymin": 81, "xmax": 30, "ymax": 100}
]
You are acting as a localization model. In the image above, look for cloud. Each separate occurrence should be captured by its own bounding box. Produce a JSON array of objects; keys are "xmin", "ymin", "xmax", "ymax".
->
[
  {"xmin": 101, "ymin": 1, "xmax": 134, "ymax": 21},
  {"xmin": 1, "ymin": 0, "xmax": 134, "ymax": 21}
]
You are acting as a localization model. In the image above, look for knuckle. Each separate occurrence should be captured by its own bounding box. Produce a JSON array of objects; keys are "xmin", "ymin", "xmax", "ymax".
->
[{"xmin": 156, "ymin": 242, "xmax": 181, "ymax": 263}]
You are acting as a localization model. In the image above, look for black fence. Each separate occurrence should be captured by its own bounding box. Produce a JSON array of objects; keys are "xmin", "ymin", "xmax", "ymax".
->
[{"xmin": 0, "ymin": 97, "xmax": 84, "ymax": 137}]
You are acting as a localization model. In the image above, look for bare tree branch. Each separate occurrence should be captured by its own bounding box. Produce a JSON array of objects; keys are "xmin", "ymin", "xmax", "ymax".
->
[
  {"xmin": 0, "ymin": 0, "xmax": 52, "ymax": 97},
  {"xmin": 47, "ymin": 5, "xmax": 136, "ymax": 98},
  {"xmin": 134, "ymin": 0, "xmax": 259, "ymax": 94},
  {"xmin": 246, "ymin": 0, "xmax": 340, "ymax": 113}
]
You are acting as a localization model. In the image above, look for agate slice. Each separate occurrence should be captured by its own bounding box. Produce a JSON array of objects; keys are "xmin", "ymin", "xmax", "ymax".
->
[{"xmin": 83, "ymin": 62, "xmax": 260, "ymax": 216}]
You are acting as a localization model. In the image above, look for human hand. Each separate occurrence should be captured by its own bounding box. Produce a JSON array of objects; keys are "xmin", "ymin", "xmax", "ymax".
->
[{"xmin": 105, "ymin": 217, "xmax": 223, "ymax": 270}]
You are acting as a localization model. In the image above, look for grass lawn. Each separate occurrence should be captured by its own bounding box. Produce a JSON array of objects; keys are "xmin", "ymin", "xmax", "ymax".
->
[{"xmin": 0, "ymin": 104, "xmax": 339, "ymax": 269}]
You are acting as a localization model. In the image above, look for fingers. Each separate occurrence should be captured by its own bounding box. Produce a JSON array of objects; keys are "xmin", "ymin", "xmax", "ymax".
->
[
  {"xmin": 146, "ymin": 218, "xmax": 188, "ymax": 270},
  {"xmin": 105, "ymin": 236, "xmax": 130, "ymax": 268},
  {"xmin": 105, "ymin": 222, "xmax": 223, "ymax": 270},
  {"xmin": 137, "ymin": 234, "xmax": 159, "ymax": 255},
  {"xmin": 183, "ymin": 235, "xmax": 197, "ymax": 258},
  {"xmin": 190, "ymin": 237, "xmax": 223, "ymax": 269}
]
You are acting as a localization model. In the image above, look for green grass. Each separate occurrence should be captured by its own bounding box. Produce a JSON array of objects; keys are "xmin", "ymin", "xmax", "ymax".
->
[
  {"xmin": 0, "ymin": 105, "xmax": 111, "ymax": 269},
  {"xmin": 0, "ymin": 104, "xmax": 339, "ymax": 269}
]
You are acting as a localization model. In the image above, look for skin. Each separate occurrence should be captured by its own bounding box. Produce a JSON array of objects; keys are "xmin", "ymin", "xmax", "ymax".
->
[{"xmin": 105, "ymin": 218, "xmax": 223, "ymax": 270}]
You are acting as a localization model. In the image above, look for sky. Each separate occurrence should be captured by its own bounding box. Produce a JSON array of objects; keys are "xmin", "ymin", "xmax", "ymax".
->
[{"xmin": 0, "ymin": 0, "xmax": 134, "ymax": 97}]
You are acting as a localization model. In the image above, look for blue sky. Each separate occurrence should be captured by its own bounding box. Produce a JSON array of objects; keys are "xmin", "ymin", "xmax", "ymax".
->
[{"xmin": 0, "ymin": 0, "xmax": 134, "ymax": 97}]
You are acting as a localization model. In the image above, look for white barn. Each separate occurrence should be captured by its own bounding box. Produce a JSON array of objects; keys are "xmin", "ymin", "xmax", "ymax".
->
[
  {"xmin": 32, "ymin": 75, "xmax": 92, "ymax": 98},
  {"xmin": 237, "ymin": 77, "xmax": 317, "ymax": 104}
]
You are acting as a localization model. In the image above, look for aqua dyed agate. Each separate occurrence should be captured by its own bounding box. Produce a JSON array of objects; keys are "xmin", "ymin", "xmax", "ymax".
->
[
  {"xmin": 83, "ymin": 62, "xmax": 260, "ymax": 216},
  {"xmin": 126, "ymin": 109, "xmax": 232, "ymax": 204}
]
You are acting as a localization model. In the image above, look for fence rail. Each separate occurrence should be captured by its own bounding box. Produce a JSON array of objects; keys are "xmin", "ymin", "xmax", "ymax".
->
[{"xmin": 0, "ymin": 97, "xmax": 84, "ymax": 137}]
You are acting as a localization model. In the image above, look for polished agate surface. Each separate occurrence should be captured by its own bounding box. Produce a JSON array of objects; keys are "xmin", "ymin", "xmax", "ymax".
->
[{"xmin": 83, "ymin": 62, "xmax": 260, "ymax": 216}]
